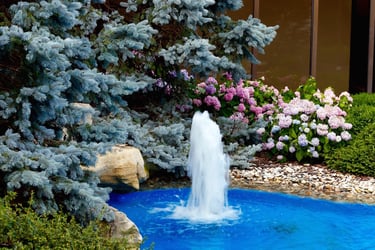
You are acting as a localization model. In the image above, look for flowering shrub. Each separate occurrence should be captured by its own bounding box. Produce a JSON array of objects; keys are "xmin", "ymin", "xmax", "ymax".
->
[
  {"xmin": 187, "ymin": 75, "xmax": 353, "ymax": 162},
  {"xmin": 188, "ymin": 73, "xmax": 280, "ymax": 123},
  {"xmin": 258, "ymin": 77, "xmax": 353, "ymax": 162}
]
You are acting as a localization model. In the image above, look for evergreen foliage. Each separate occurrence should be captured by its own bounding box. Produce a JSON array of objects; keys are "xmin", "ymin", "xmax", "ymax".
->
[
  {"xmin": 325, "ymin": 93, "xmax": 375, "ymax": 176},
  {"xmin": 351, "ymin": 92, "xmax": 375, "ymax": 106},
  {"xmin": 345, "ymin": 93, "xmax": 375, "ymax": 138},
  {"xmin": 345, "ymin": 104, "xmax": 375, "ymax": 136},
  {"xmin": 0, "ymin": 0, "xmax": 277, "ymax": 224},
  {"xmin": 325, "ymin": 122, "xmax": 375, "ymax": 176}
]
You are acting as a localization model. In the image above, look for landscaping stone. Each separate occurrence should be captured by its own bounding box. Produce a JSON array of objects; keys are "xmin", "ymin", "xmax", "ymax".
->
[
  {"xmin": 84, "ymin": 145, "xmax": 148, "ymax": 192},
  {"xmin": 141, "ymin": 156, "xmax": 375, "ymax": 204},
  {"xmin": 108, "ymin": 206, "xmax": 143, "ymax": 248},
  {"xmin": 230, "ymin": 156, "xmax": 375, "ymax": 204}
]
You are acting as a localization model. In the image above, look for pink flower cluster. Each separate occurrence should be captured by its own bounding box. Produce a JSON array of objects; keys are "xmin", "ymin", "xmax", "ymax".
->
[
  {"xmin": 203, "ymin": 96, "xmax": 221, "ymax": 110},
  {"xmin": 189, "ymin": 74, "xmax": 279, "ymax": 123},
  {"xmin": 314, "ymin": 88, "xmax": 353, "ymax": 105},
  {"xmin": 261, "ymin": 82, "xmax": 353, "ymax": 162},
  {"xmin": 188, "ymin": 74, "xmax": 353, "ymax": 163},
  {"xmin": 281, "ymin": 98, "xmax": 317, "ymax": 115}
]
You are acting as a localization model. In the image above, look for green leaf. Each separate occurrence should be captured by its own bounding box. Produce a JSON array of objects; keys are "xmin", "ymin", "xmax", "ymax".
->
[
  {"xmin": 289, "ymin": 128, "xmax": 297, "ymax": 138},
  {"xmin": 296, "ymin": 150, "xmax": 304, "ymax": 162}
]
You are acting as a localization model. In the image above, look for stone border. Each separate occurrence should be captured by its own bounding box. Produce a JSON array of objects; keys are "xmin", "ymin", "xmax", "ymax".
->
[
  {"xmin": 230, "ymin": 157, "xmax": 375, "ymax": 204},
  {"xmin": 142, "ymin": 157, "xmax": 375, "ymax": 204}
]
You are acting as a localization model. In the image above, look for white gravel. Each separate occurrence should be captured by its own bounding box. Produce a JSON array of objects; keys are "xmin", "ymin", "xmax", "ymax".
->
[{"xmin": 230, "ymin": 158, "xmax": 375, "ymax": 204}]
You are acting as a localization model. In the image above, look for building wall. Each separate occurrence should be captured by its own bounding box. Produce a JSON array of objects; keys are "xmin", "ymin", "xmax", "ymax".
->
[
  {"xmin": 317, "ymin": 0, "xmax": 351, "ymax": 93},
  {"xmin": 230, "ymin": 0, "xmax": 351, "ymax": 93}
]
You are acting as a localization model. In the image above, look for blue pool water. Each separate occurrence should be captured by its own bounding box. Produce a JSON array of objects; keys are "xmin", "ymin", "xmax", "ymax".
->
[{"xmin": 109, "ymin": 188, "xmax": 375, "ymax": 250}]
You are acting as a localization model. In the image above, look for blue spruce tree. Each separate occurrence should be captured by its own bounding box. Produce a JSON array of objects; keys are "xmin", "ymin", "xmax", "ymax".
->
[{"xmin": 0, "ymin": 0, "xmax": 277, "ymax": 224}]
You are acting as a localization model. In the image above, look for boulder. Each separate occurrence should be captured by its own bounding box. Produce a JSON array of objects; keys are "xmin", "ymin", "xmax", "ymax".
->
[
  {"xmin": 86, "ymin": 145, "xmax": 148, "ymax": 192},
  {"xmin": 108, "ymin": 206, "xmax": 143, "ymax": 248}
]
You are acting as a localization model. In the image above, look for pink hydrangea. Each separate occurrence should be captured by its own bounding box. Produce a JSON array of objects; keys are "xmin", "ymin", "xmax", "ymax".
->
[
  {"xmin": 327, "ymin": 132, "xmax": 337, "ymax": 141},
  {"xmin": 313, "ymin": 89, "xmax": 322, "ymax": 99},
  {"xmin": 227, "ymin": 87, "xmax": 236, "ymax": 95},
  {"xmin": 219, "ymin": 85, "xmax": 226, "ymax": 93},
  {"xmin": 316, "ymin": 107, "xmax": 328, "ymax": 120},
  {"xmin": 301, "ymin": 99, "xmax": 317, "ymax": 114},
  {"xmin": 238, "ymin": 103, "xmax": 246, "ymax": 112},
  {"xmin": 342, "ymin": 122, "xmax": 352, "ymax": 130},
  {"xmin": 317, "ymin": 105, "xmax": 347, "ymax": 121},
  {"xmin": 205, "ymin": 84, "xmax": 216, "ymax": 95},
  {"xmin": 197, "ymin": 82, "xmax": 206, "ymax": 88},
  {"xmin": 276, "ymin": 141, "xmax": 285, "ymax": 150},
  {"xmin": 312, "ymin": 151, "xmax": 319, "ymax": 158},
  {"xmin": 311, "ymin": 137, "xmax": 320, "ymax": 146},
  {"xmin": 328, "ymin": 115, "xmax": 344, "ymax": 129},
  {"xmin": 324, "ymin": 105, "xmax": 346, "ymax": 117},
  {"xmin": 224, "ymin": 93, "xmax": 234, "ymax": 101},
  {"xmin": 262, "ymin": 103, "xmax": 274, "ymax": 112},
  {"xmin": 223, "ymin": 72, "xmax": 232, "ymax": 80},
  {"xmin": 204, "ymin": 96, "xmax": 221, "ymax": 110},
  {"xmin": 282, "ymin": 86, "xmax": 290, "ymax": 93},
  {"xmin": 272, "ymin": 87, "xmax": 280, "ymax": 96},
  {"xmin": 339, "ymin": 91, "xmax": 353, "ymax": 103},
  {"xmin": 250, "ymin": 106, "xmax": 263, "ymax": 117},
  {"xmin": 263, "ymin": 139, "xmax": 275, "ymax": 150},
  {"xmin": 322, "ymin": 88, "xmax": 337, "ymax": 104},
  {"xmin": 230, "ymin": 112, "xmax": 248, "ymax": 123},
  {"xmin": 205, "ymin": 77, "xmax": 218, "ymax": 85},
  {"xmin": 248, "ymin": 97, "xmax": 257, "ymax": 106},
  {"xmin": 277, "ymin": 155, "xmax": 284, "ymax": 160},
  {"xmin": 247, "ymin": 86, "xmax": 255, "ymax": 95},
  {"xmin": 316, "ymin": 124, "xmax": 329, "ymax": 136},
  {"xmin": 300, "ymin": 114, "xmax": 309, "ymax": 122},
  {"xmin": 341, "ymin": 131, "xmax": 351, "ymax": 141},
  {"xmin": 277, "ymin": 114, "xmax": 292, "ymax": 128},
  {"xmin": 192, "ymin": 99, "xmax": 202, "ymax": 107},
  {"xmin": 250, "ymin": 80, "xmax": 260, "ymax": 87},
  {"xmin": 236, "ymin": 86, "xmax": 250, "ymax": 100},
  {"xmin": 278, "ymin": 97, "xmax": 286, "ymax": 108},
  {"xmin": 282, "ymin": 98, "xmax": 315, "ymax": 115},
  {"xmin": 283, "ymin": 105, "xmax": 300, "ymax": 116}
]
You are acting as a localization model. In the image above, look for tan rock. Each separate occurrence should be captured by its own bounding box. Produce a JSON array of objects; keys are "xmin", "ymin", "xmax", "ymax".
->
[
  {"xmin": 85, "ymin": 145, "xmax": 148, "ymax": 192},
  {"xmin": 108, "ymin": 206, "xmax": 143, "ymax": 249}
]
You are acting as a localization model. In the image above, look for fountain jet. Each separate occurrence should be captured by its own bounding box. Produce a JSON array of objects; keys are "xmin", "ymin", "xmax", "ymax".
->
[{"xmin": 172, "ymin": 111, "xmax": 238, "ymax": 222}]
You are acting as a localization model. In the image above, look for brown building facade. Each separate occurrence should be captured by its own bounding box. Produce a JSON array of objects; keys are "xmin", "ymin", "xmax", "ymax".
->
[{"xmin": 231, "ymin": 0, "xmax": 374, "ymax": 93}]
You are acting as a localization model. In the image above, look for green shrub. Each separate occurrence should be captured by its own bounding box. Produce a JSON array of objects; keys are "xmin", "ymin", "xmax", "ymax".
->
[
  {"xmin": 0, "ymin": 193, "xmax": 138, "ymax": 250},
  {"xmin": 345, "ymin": 104, "xmax": 375, "ymax": 136},
  {"xmin": 325, "ymin": 123, "xmax": 375, "ymax": 176},
  {"xmin": 352, "ymin": 92, "xmax": 375, "ymax": 106}
]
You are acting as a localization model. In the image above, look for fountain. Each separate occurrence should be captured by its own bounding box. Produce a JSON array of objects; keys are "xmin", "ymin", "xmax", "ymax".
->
[
  {"xmin": 108, "ymin": 111, "xmax": 375, "ymax": 249},
  {"xmin": 171, "ymin": 111, "xmax": 238, "ymax": 222}
]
